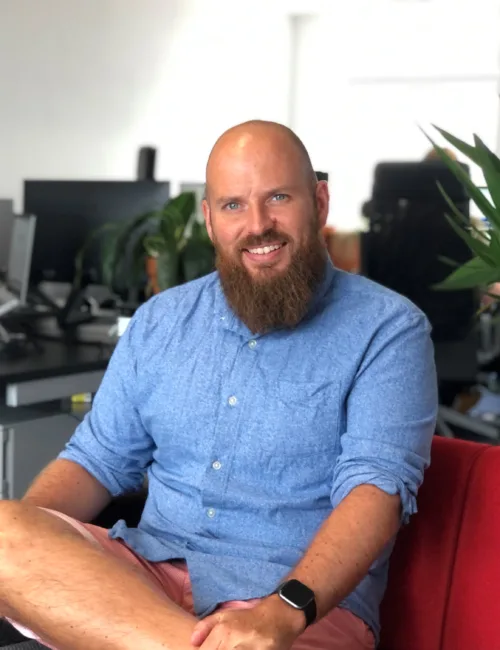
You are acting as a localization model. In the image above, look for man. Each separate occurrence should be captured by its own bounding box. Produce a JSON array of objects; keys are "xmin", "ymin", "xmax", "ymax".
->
[{"xmin": 0, "ymin": 121, "xmax": 437, "ymax": 650}]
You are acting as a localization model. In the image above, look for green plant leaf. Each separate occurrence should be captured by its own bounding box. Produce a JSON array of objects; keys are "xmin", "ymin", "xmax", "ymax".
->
[
  {"xmin": 431, "ymin": 128, "xmax": 500, "ymax": 254},
  {"xmin": 85, "ymin": 192, "xmax": 197, "ymax": 292},
  {"xmin": 431, "ymin": 126, "xmax": 483, "ymax": 166},
  {"xmin": 423, "ymin": 129, "xmax": 500, "ymax": 231},
  {"xmin": 160, "ymin": 205, "xmax": 183, "ymax": 239},
  {"xmin": 103, "ymin": 209, "xmax": 161, "ymax": 288},
  {"xmin": 434, "ymin": 256, "xmax": 500, "ymax": 290},
  {"xmin": 143, "ymin": 234, "xmax": 169, "ymax": 257},
  {"xmin": 168, "ymin": 191, "xmax": 196, "ymax": 218},
  {"xmin": 159, "ymin": 192, "xmax": 196, "ymax": 250},
  {"xmin": 100, "ymin": 226, "xmax": 125, "ymax": 288},
  {"xmin": 190, "ymin": 219, "xmax": 212, "ymax": 244},
  {"xmin": 181, "ymin": 239, "xmax": 215, "ymax": 283},
  {"xmin": 156, "ymin": 249, "xmax": 180, "ymax": 290},
  {"xmin": 130, "ymin": 232, "xmax": 149, "ymax": 283},
  {"xmin": 74, "ymin": 222, "xmax": 120, "ymax": 288},
  {"xmin": 472, "ymin": 135, "xmax": 500, "ymax": 215},
  {"xmin": 442, "ymin": 213, "xmax": 497, "ymax": 267},
  {"xmin": 109, "ymin": 230, "xmax": 149, "ymax": 293},
  {"xmin": 436, "ymin": 182, "xmax": 493, "ymax": 251},
  {"xmin": 488, "ymin": 230, "xmax": 500, "ymax": 260}
]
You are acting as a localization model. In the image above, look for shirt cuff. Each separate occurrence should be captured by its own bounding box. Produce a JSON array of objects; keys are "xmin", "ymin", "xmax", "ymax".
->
[
  {"xmin": 330, "ymin": 466, "xmax": 418, "ymax": 525},
  {"xmin": 58, "ymin": 447, "xmax": 138, "ymax": 497}
]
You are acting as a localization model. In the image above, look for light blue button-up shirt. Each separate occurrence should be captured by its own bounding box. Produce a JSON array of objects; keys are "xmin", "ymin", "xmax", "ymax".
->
[{"xmin": 59, "ymin": 261, "xmax": 437, "ymax": 641}]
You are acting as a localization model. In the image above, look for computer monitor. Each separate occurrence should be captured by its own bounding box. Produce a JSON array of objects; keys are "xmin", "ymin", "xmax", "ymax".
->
[
  {"xmin": 7, "ymin": 214, "xmax": 37, "ymax": 305},
  {"xmin": 0, "ymin": 214, "xmax": 37, "ymax": 352},
  {"xmin": 24, "ymin": 180, "xmax": 171, "ymax": 286},
  {"xmin": 0, "ymin": 199, "xmax": 14, "ymax": 274}
]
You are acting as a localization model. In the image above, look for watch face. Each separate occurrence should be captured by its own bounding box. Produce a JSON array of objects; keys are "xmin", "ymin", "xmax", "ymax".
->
[{"xmin": 280, "ymin": 579, "xmax": 315, "ymax": 609}]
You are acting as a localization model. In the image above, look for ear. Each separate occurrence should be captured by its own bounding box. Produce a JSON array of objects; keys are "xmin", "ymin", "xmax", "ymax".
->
[
  {"xmin": 315, "ymin": 180, "xmax": 330, "ymax": 229},
  {"xmin": 202, "ymin": 199, "xmax": 215, "ymax": 243}
]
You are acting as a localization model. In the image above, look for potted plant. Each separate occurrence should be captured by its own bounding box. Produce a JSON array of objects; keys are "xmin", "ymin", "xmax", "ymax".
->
[
  {"xmin": 424, "ymin": 126, "xmax": 500, "ymax": 297},
  {"xmin": 74, "ymin": 191, "xmax": 215, "ymax": 297}
]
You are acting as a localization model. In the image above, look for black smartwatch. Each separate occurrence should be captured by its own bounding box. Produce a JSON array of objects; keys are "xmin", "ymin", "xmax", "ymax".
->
[{"xmin": 274, "ymin": 579, "xmax": 317, "ymax": 628}]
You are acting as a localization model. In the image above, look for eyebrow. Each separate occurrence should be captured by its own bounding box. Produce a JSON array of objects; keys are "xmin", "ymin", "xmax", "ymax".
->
[
  {"xmin": 215, "ymin": 195, "xmax": 245, "ymax": 208},
  {"xmin": 215, "ymin": 187, "xmax": 296, "ymax": 208}
]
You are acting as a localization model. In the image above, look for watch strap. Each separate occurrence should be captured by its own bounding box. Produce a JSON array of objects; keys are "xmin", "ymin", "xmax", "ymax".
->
[{"xmin": 302, "ymin": 593, "xmax": 317, "ymax": 628}]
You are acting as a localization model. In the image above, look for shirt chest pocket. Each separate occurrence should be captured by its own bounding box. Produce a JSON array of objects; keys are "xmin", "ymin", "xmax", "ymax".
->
[{"xmin": 245, "ymin": 378, "xmax": 341, "ymax": 458}]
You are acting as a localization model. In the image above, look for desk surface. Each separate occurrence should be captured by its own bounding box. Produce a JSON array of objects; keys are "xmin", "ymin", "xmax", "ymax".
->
[{"xmin": 0, "ymin": 338, "xmax": 113, "ymax": 385}]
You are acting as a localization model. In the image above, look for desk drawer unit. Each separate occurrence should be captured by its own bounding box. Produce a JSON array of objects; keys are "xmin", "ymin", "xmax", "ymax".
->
[{"xmin": 0, "ymin": 413, "xmax": 78, "ymax": 499}]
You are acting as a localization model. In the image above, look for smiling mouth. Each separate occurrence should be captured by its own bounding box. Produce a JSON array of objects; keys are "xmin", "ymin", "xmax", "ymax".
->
[{"xmin": 243, "ymin": 242, "xmax": 287, "ymax": 256}]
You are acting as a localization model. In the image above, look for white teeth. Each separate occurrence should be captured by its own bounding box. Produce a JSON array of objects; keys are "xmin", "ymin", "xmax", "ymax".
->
[{"xmin": 248, "ymin": 244, "xmax": 282, "ymax": 255}]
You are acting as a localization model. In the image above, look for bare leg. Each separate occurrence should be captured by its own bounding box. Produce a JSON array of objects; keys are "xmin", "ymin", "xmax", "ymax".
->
[{"xmin": 0, "ymin": 501, "xmax": 197, "ymax": 650}]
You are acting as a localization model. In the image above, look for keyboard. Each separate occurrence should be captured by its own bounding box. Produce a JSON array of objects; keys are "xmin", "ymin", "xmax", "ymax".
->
[{"xmin": 0, "ymin": 284, "xmax": 19, "ymax": 318}]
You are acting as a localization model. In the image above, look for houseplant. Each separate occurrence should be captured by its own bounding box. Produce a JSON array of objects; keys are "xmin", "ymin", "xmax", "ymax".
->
[
  {"xmin": 424, "ymin": 126, "xmax": 500, "ymax": 298},
  {"xmin": 74, "ymin": 191, "xmax": 215, "ymax": 296}
]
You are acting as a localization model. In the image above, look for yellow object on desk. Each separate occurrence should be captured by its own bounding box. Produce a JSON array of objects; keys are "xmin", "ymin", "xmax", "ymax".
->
[{"xmin": 71, "ymin": 393, "xmax": 93, "ymax": 404}]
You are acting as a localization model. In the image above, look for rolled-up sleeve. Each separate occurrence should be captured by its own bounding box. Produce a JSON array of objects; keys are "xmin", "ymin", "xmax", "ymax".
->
[
  {"xmin": 58, "ymin": 304, "xmax": 155, "ymax": 496},
  {"xmin": 331, "ymin": 310, "xmax": 438, "ymax": 524}
]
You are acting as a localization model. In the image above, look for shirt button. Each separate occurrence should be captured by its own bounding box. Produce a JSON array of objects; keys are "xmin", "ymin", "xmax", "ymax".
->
[
  {"xmin": 228, "ymin": 395, "xmax": 238, "ymax": 406},
  {"xmin": 212, "ymin": 460, "xmax": 222, "ymax": 471},
  {"xmin": 207, "ymin": 508, "xmax": 216, "ymax": 518},
  {"xmin": 248, "ymin": 340, "xmax": 257, "ymax": 349}
]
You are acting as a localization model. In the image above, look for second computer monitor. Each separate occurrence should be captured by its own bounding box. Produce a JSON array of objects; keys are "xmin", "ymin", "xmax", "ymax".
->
[
  {"xmin": 24, "ymin": 180, "xmax": 171, "ymax": 286},
  {"xmin": 7, "ymin": 214, "xmax": 37, "ymax": 304},
  {"xmin": 0, "ymin": 199, "xmax": 14, "ymax": 274}
]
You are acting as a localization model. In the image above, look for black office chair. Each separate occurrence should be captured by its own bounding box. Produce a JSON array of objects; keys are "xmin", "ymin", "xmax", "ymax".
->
[{"xmin": 360, "ymin": 160, "xmax": 499, "ymax": 441}]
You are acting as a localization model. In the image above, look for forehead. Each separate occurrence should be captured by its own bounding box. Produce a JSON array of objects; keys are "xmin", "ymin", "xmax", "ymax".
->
[{"xmin": 207, "ymin": 133, "xmax": 307, "ymax": 197}]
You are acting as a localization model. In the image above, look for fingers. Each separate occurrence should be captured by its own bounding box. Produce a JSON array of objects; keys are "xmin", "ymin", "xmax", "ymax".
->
[
  {"xmin": 191, "ymin": 613, "xmax": 220, "ymax": 647},
  {"xmin": 199, "ymin": 629, "xmax": 224, "ymax": 650}
]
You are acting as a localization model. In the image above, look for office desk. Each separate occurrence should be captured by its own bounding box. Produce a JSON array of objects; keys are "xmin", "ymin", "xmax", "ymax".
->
[
  {"xmin": 0, "ymin": 339, "xmax": 113, "ymax": 498},
  {"xmin": 0, "ymin": 338, "xmax": 113, "ymax": 407}
]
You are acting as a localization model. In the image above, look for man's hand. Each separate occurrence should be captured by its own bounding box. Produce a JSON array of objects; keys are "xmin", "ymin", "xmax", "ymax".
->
[{"xmin": 190, "ymin": 594, "xmax": 306, "ymax": 650}]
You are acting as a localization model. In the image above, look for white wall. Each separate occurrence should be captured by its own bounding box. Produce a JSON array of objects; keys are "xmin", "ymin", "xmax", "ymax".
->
[
  {"xmin": 291, "ymin": 0, "xmax": 500, "ymax": 230},
  {"xmin": 2, "ymin": 0, "xmax": 499, "ymax": 228},
  {"xmin": 0, "ymin": 0, "xmax": 292, "ymax": 210}
]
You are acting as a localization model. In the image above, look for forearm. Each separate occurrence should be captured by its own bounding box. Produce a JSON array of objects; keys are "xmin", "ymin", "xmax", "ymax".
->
[
  {"xmin": 23, "ymin": 458, "xmax": 112, "ymax": 523},
  {"xmin": 268, "ymin": 484, "xmax": 401, "ymax": 625}
]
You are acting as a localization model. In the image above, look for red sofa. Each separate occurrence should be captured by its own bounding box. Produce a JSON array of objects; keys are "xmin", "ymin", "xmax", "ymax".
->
[{"xmin": 380, "ymin": 436, "xmax": 500, "ymax": 650}]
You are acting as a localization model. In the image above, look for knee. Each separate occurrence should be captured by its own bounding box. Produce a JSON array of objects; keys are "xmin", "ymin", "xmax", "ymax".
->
[{"xmin": 0, "ymin": 500, "xmax": 39, "ymax": 557}]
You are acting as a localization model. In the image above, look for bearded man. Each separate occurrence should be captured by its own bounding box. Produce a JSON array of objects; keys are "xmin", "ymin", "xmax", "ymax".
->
[{"xmin": 0, "ymin": 121, "xmax": 437, "ymax": 650}]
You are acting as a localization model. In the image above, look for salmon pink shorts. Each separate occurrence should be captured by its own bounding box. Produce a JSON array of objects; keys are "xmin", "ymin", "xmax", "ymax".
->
[{"xmin": 10, "ymin": 509, "xmax": 375, "ymax": 650}]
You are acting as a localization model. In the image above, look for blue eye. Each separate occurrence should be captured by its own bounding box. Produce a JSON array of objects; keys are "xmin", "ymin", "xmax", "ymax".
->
[
  {"xmin": 272, "ymin": 194, "xmax": 287, "ymax": 202},
  {"xmin": 225, "ymin": 202, "xmax": 240, "ymax": 211}
]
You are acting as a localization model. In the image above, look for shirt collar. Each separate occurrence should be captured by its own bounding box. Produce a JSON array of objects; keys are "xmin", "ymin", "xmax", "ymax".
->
[{"xmin": 213, "ymin": 258, "xmax": 336, "ymax": 336}]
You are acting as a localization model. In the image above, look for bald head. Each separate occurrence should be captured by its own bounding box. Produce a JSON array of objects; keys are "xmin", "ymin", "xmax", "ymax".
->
[
  {"xmin": 205, "ymin": 120, "xmax": 317, "ymax": 201},
  {"xmin": 201, "ymin": 121, "xmax": 329, "ymax": 333}
]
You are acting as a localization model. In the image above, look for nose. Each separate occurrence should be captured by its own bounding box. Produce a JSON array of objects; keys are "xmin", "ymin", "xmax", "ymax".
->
[{"xmin": 246, "ymin": 202, "xmax": 274, "ymax": 235}]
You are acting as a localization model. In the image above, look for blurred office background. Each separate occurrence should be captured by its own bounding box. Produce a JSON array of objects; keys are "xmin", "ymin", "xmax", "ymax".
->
[
  {"xmin": 0, "ymin": 4, "xmax": 500, "ymax": 646},
  {"xmin": 1, "ymin": 0, "xmax": 498, "ymax": 222},
  {"xmin": 0, "ymin": 0, "xmax": 500, "ymax": 506}
]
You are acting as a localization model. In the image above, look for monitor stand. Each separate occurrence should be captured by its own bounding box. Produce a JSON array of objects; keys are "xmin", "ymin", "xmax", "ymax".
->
[
  {"xmin": 0, "ymin": 323, "xmax": 43, "ymax": 360},
  {"xmin": 28, "ymin": 285, "xmax": 59, "ymax": 312},
  {"xmin": 57, "ymin": 285, "xmax": 95, "ymax": 329},
  {"xmin": 30, "ymin": 284, "xmax": 94, "ymax": 330}
]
